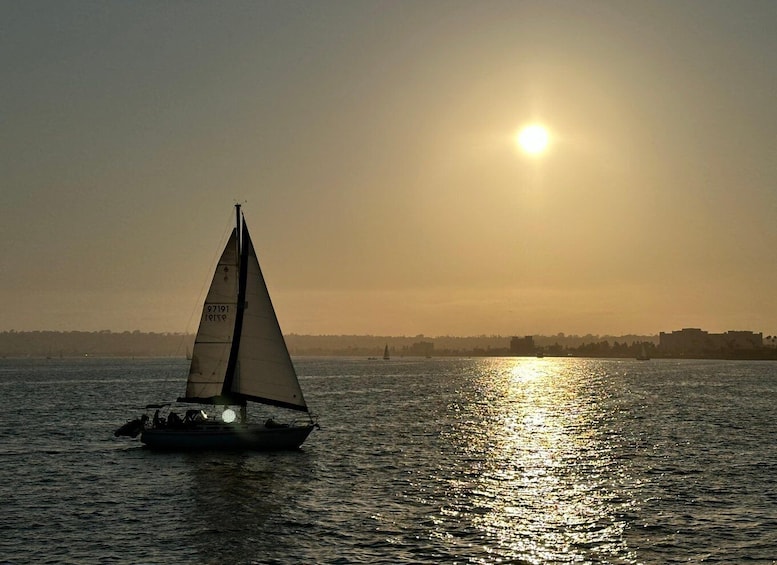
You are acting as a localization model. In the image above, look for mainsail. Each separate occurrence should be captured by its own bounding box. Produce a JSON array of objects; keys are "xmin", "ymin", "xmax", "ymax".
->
[
  {"xmin": 181, "ymin": 212, "xmax": 308, "ymax": 412},
  {"xmin": 230, "ymin": 222, "xmax": 308, "ymax": 411}
]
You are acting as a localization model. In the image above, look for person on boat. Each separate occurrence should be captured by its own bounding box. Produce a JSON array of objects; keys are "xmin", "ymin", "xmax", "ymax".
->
[
  {"xmin": 153, "ymin": 409, "xmax": 166, "ymax": 428},
  {"xmin": 167, "ymin": 411, "xmax": 182, "ymax": 427}
]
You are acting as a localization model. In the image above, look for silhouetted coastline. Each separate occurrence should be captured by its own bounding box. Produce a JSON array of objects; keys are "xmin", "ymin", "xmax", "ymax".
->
[
  {"xmin": 0, "ymin": 330, "xmax": 191, "ymax": 358},
  {"xmin": 2, "ymin": 330, "xmax": 776, "ymax": 360}
]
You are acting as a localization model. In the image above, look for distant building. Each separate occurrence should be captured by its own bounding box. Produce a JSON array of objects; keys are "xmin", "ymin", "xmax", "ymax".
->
[
  {"xmin": 659, "ymin": 328, "xmax": 763, "ymax": 355},
  {"xmin": 408, "ymin": 341, "xmax": 434, "ymax": 357},
  {"xmin": 510, "ymin": 336, "xmax": 535, "ymax": 355},
  {"xmin": 723, "ymin": 331, "xmax": 763, "ymax": 349}
]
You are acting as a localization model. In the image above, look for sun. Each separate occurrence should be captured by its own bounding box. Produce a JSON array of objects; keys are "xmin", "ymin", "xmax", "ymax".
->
[{"xmin": 516, "ymin": 124, "xmax": 550, "ymax": 156}]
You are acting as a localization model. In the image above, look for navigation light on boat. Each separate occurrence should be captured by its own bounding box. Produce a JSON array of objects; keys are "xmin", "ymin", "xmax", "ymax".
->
[{"xmin": 222, "ymin": 408, "xmax": 236, "ymax": 423}]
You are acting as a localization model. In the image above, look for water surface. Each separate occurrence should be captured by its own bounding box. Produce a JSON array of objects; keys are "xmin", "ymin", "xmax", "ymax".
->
[{"xmin": 1, "ymin": 357, "xmax": 775, "ymax": 563}]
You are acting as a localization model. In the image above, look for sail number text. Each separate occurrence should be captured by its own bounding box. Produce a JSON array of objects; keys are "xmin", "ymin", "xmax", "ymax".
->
[{"xmin": 205, "ymin": 304, "xmax": 231, "ymax": 322}]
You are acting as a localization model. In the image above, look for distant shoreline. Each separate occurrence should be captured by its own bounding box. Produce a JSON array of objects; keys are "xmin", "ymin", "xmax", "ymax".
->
[
  {"xmin": 2, "ymin": 330, "xmax": 776, "ymax": 360},
  {"xmin": 3, "ymin": 353, "xmax": 777, "ymax": 361}
]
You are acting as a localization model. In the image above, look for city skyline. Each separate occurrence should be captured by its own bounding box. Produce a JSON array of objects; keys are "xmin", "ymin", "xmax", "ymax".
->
[
  {"xmin": 3, "ymin": 326, "xmax": 776, "ymax": 360},
  {"xmin": 4, "ymin": 2, "xmax": 777, "ymax": 337}
]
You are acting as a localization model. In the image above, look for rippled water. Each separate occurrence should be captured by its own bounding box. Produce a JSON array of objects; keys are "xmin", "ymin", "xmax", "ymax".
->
[{"xmin": 1, "ymin": 357, "xmax": 776, "ymax": 564}]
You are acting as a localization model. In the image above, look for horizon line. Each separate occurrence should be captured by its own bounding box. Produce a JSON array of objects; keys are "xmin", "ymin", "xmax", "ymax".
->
[{"xmin": 2, "ymin": 328, "xmax": 773, "ymax": 338}]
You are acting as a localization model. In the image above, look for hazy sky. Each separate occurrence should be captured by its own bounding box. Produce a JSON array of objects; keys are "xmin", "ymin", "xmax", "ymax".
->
[{"xmin": 3, "ymin": 1, "xmax": 777, "ymax": 337}]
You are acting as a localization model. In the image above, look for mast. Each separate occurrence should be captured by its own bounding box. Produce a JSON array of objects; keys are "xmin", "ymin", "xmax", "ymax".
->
[
  {"xmin": 222, "ymin": 204, "xmax": 248, "ymax": 406},
  {"xmin": 235, "ymin": 203, "xmax": 242, "ymax": 257}
]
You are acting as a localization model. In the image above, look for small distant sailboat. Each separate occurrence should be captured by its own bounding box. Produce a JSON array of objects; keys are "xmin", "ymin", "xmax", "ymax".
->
[
  {"xmin": 383, "ymin": 344, "xmax": 390, "ymax": 360},
  {"xmin": 636, "ymin": 343, "xmax": 651, "ymax": 361},
  {"xmin": 115, "ymin": 205, "xmax": 317, "ymax": 450}
]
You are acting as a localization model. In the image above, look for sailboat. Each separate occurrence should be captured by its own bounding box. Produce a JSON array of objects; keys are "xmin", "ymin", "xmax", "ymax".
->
[
  {"xmin": 115, "ymin": 205, "xmax": 317, "ymax": 450},
  {"xmin": 636, "ymin": 343, "xmax": 651, "ymax": 361},
  {"xmin": 383, "ymin": 344, "xmax": 390, "ymax": 360}
]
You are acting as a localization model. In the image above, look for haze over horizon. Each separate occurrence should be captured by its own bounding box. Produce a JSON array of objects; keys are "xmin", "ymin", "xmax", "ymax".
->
[{"xmin": 4, "ymin": 2, "xmax": 777, "ymax": 337}]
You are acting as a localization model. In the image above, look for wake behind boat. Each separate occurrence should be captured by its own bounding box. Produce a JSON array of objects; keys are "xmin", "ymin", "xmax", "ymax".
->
[{"xmin": 115, "ymin": 205, "xmax": 317, "ymax": 450}]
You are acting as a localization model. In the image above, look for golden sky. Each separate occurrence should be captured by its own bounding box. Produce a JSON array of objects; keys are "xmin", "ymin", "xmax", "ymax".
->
[{"xmin": 3, "ymin": 1, "xmax": 777, "ymax": 336}]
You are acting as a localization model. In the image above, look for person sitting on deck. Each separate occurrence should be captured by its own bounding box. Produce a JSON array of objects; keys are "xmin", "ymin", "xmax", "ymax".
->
[{"xmin": 167, "ymin": 411, "xmax": 182, "ymax": 427}]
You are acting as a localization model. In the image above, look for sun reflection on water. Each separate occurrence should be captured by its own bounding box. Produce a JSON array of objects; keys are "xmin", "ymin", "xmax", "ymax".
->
[{"xmin": 439, "ymin": 358, "xmax": 636, "ymax": 563}]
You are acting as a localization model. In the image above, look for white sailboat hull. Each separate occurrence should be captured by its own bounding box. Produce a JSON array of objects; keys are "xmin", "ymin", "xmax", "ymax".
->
[{"xmin": 140, "ymin": 422, "xmax": 315, "ymax": 451}]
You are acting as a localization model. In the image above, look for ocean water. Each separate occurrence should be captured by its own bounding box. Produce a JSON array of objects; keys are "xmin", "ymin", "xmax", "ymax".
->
[{"xmin": 1, "ymin": 356, "xmax": 776, "ymax": 564}]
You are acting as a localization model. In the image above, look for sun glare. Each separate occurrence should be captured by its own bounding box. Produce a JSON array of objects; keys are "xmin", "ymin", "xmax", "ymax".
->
[{"xmin": 516, "ymin": 125, "xmax": 550, "ymax": 156}]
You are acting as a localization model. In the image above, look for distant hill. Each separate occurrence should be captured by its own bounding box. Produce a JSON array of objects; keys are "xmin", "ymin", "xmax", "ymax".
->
[
  {"xmin": 0, "ymin": 331, "xmax": 659, "ymax": 358},
  {"xmin": 0, "ymin": 330, "xmax": 194, "ymax": 358},
  {"xmin": 6, "ymin": 330, "xmax": 775, "ymax": 359},
  {"xmin": 6, "ymin": 330, "xmax": 776, "ymax": 360}
]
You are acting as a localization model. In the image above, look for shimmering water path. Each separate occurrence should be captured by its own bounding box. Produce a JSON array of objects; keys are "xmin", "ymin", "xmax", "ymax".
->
[{"xmin": 1, "ymin": 357, "xmax": 776, "ymax": 563}]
